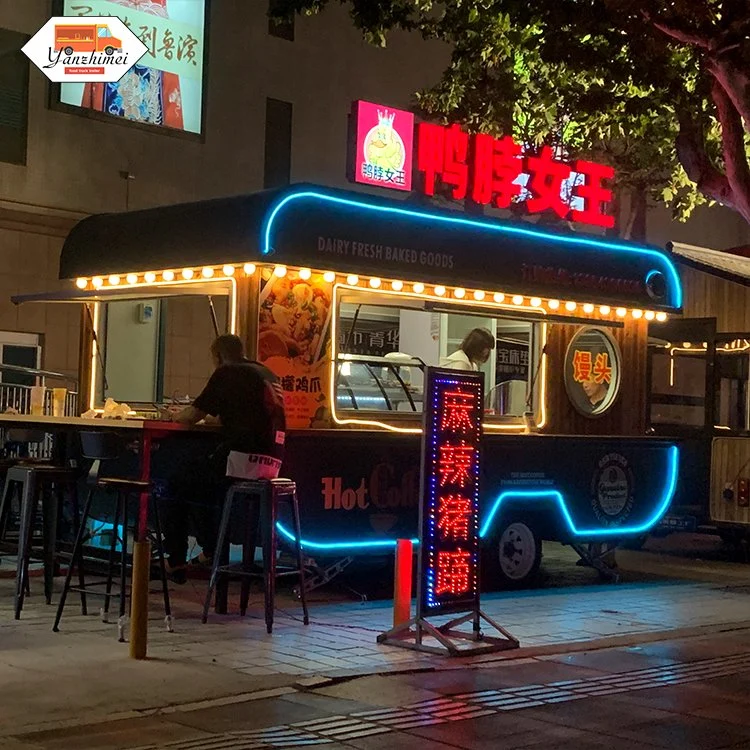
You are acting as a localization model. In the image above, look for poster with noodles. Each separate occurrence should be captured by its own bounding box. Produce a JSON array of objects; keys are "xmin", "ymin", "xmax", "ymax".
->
[
  {"xmin": 58, "ymin": 0, "xmax": 207, "ymax": 134},
  {"xmin": 258, "ymin": 270, "xmax": 333, "ymax": 430}
]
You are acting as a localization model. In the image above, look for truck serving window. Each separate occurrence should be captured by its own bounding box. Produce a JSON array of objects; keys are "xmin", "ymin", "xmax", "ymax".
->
[{"xmin": 335, "ymin": 291, "xmax": 542, "ymax": 422}]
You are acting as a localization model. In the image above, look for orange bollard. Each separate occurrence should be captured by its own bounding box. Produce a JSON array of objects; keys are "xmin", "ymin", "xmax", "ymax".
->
[{"xmin": 393, "ymin": 539, "xmax": 413, "ymax": 627}]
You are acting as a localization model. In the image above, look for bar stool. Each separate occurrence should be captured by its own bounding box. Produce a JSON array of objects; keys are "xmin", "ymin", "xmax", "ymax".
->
[
  {"xmin": 202, "ymin": 478, "xmax": 309, "ymax": 633},
  {"xmin": 53, "ymin": 431, "xmax": 172, "ymax": 640},
  {"xmin": 0, "ymin": 430, "xmax": 79, "ymax": 619}
]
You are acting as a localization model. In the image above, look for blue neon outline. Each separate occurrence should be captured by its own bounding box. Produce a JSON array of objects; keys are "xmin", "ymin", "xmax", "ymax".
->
[
  {"xmin": 274, "ymin": 445, "xmax": 679, "ymax": 550},
  {"xmin": 261, "ymin": 189, "xmax": 682, "ymax": 308},
  {"xmin": 479, "ymin": 445, "xmax": 679, "ymax": 538}
]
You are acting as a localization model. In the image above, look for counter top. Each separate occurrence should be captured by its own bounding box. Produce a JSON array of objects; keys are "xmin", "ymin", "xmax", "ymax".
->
[{"xmin": 0, "ymin": 414, "xmax": 217, "ymax": 431}]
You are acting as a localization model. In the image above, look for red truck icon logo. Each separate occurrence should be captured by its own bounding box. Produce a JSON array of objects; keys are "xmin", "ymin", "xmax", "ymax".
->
[{"xmin": 54, "ymin": 24, "xmax": 123, "ymax": 56}]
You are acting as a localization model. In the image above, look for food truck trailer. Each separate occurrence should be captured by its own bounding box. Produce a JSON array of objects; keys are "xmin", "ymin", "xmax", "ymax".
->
[{"xmin": 14, "ymin": 183, "xmax": 683, "ymax": 588}]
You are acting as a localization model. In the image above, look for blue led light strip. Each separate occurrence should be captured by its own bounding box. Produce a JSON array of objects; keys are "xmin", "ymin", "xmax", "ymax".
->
[
  {"xmin": 261, "ymin": 190, "xmax": 683, "ymax": 308},
  {"xmin": 479, "ymin": 445, "xmax": 679, "ymax": 538},
  {"xmin": 275, "ymin": 445, "xmax": 679, "ymax": 550}
]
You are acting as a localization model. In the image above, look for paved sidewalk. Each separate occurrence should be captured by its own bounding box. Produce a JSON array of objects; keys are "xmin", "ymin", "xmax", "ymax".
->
[
  {"xmin": 10, "ymin": 628, "xmax": 750, "ymax": 749},
  {"xmin": 5, "ymin": 568, "xmax": 750, "ymax": 735}
]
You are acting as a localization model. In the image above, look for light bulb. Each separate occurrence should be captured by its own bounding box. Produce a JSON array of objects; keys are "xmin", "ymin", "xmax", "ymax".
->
[
  {"xmin": 274, "ymin": 266, "xmax": 288, "ymax": 278},
  {"xmin": 656, "ymin": 312, "xmax": 667, "ymax": 322},
  {"xmin": 548, "ymin": 299, "xmax": 560, "ymax": 310},
  {"xmin": 92, "ymin": 276, "xmax": 103, "ymax": 289},
  {"xmin": 347, "ymin": 275, "xmax": 359, "ymax": 285},
  {"xmin": 369, "ymin": 277, "xmax": 382, "ymax": 289},
  {"xmin": 434, "ymin": 285, "xmax": 446, "ymax": 296},
  {"xmin": 323, "ymin": 271, "xmax": 336, "ymax": 283},
  {"xmin": 75, "ymin": 278, "xmax": 88, "ymax": 289},
  {"xmin": 530, "ymin": 297, "xmax": 542, "ymax": 307},
  {"xmin": 108, "ymin": 275, "xmax": 120, "ymax": 286},
  {"xmin": 202, "ymin": 267, "xmax": 214, "ymax": 279},
  {"xmin": 493, "ymin": 293, "xmax": 505, "ymax": 303},
  {"xmin": 512, "ymin": 295, "xmax": 524, "ymax": 305},
  {"xmin": 474, "ymin": 290, "xmax": 485, "ymax": 301},
  {"xmin": 632, "ymin": 309, "xmax": 643, "ymax": 319},
  {"xmin": 583, "ymin": 303, "xmax": 594, "ymax": 314},
  {"xmin": 682, "ymin": 341, "xmax": 692, "ymax": 348},
  {"xmin": 222, "ymin": 265, "xmax": 235, "ymax": 277},
  {"xmin": 243, "ymin": 263, "xmax": 256, "ymax": 275},
  {"xmin": 182, "ymin": 269, "xmax": 194, "ymax": 280},
  {"xmin": 144, "ymin": 272, "xmax": 156, "ymax": 284},
  {"xmin": 599, "ymin": 305, "xmax": 611, "ymax": 315},
  {"xmin": 413, "ymin": 282, "xmax": 425, "ymax": 294},
  {"xmin": 645, "ymin": 310, "xmax": 655, "ymax": 321},
  {"xmin": 565, "ymin": 301, "xmax": 577, "ymax": 312},
  {"xmin": 162, "ymin": 270, "xmax": 175, "ymax": 282},
  {"xmin": 616, "ymin": 307, "xmax": 627, "ymax": 317},
  {"xmin": 454, "ymin": 288, "xmax": 466, "ymax": 298},
  {"xmin": 392, "ymin": 280, "xmax": 403, "ymax": 291},
  {"xmin": 126, "ymin": 273, "xmax": 138, "ymax": 285},
  {"xmin": 299, "ymin": 268, "xmax": 312, "ymax": 280}
]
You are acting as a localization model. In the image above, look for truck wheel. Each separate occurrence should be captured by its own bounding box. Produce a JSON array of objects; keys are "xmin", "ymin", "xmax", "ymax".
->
[
  {"xmin": 64, "ymin": 46, "xmax": 74, "ymax": 55},
  {"xmin": 483, "ymin": 518, "xmax": 542, "ymax": 589},
  {"xmin": 105, "ymin": 46, "xmax": 115, "ymax": 55}
]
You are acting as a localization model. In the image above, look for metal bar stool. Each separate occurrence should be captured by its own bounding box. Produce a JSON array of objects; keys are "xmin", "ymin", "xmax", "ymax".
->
[
  {"xmin": 202, "ymin": 478, "xmax": 309, "ymax": 633},
  {"xmin": 53, "ymin": 431, "xmax": 172, "ymax": 639},
  {"xmin": 0, "ymin": 429, "xmax": 79, "ymax": 619}
]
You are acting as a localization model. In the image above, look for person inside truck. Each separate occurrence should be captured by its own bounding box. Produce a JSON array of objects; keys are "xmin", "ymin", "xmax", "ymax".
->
[{"xmin": 440, "ymin": 327, "xmax": 496, "ymax": 371}]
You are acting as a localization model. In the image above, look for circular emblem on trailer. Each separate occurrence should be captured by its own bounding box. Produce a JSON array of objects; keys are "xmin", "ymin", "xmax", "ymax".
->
[
  {"xmin": 591, "ymin": 453, "xmax": 634, "ymax": 525},
  {"xmin": 564, "ymin": 327, "xmax": 621, "ymax": 417}
]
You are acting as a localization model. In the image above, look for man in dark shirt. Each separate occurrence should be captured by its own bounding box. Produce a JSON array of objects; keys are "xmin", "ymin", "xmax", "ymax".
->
[{"xmin": 162, "ymin": 334, "xmax": 284, "ymax": 580}]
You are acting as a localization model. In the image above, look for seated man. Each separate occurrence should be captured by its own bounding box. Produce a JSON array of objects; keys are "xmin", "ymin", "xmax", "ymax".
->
[{"xmin": 162, "ymin": 334, "xmax": 285, "ymax": 581}]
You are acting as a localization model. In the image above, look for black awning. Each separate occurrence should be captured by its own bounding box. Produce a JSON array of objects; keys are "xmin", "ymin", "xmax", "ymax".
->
[
  {"xmin": 58, "ymin": 182, "xmax": 683, "ymax": 311},
  {"xmin": 59, "ymin": 187, "xmax": 284, "ymax": 279}
]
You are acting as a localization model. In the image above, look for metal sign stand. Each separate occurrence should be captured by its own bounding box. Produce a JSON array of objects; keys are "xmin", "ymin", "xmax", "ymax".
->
[{"xmin": 377, "ymin": 368, "xmax": 519, "ymax": 657}]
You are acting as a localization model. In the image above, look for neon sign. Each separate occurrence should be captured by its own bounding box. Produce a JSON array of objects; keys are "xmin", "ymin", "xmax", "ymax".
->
[
  {"xmin": 419, "ymin": 369, "xmax": 483, "ymax": 616},
  {"xmin": 417, "ymin": 123, "xmax": 615, "ymax": 228},
  {"xmin": 352, "ymin": 100, "xmax": 414, "ymax": 192}
]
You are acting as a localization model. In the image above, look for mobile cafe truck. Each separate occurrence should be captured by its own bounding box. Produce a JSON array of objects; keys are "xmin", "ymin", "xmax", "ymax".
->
[{"xmin": 14, "ymin": 183, "xmax": 683, "ymax": 588}]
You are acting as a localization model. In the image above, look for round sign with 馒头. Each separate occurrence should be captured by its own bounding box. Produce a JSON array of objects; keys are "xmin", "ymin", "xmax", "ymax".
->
[{"xmin": 564, "ymin": 327, "xmax": 621, "ymax": 417}]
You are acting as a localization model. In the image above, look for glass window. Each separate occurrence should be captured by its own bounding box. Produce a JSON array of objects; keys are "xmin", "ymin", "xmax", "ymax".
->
[
  {"xmin": 649, "ymin": 339, "xmax": 707, "ymax": 427},
  {"xmin": 715, "ymin": 339, "xmax": 750, "ymax": 431},
  {"xmin": 564, "ymin": 327, "xmax": 621, "ymax": 417},
  {"xmin": 336, "ymin": 294, "xmax": 541, "ymax": 419}
]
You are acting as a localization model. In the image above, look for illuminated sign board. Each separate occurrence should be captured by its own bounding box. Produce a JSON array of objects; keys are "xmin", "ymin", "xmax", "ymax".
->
[
  {"xmin": 352, "ymin": 100, "xmax": 414, "ymax": 192},
  {"xmin": 418, "ymin": 368, "xmax": 483, "ymax": 617},
  {"xmin": 348, "ymin": 101, "xmax": 615, "ymax": 229},
  {"xmin": 57, "ymin": 0, "xmax": 208, "ymax": 135},
  {"xmin": 564, "ymin": 327, "xmax": 621, "ymax": 417}
]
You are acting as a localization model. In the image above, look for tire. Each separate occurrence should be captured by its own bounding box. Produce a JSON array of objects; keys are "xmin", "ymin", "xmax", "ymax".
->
[
  {"xmin": 483, "ymin": 517, "xmax": 542, "ymax": 589},
  {"xmin": 64, "ymin": 46, "xmax": 74, "ymax": 56},
  {"xmin": 104, "ymin": 46, "xmax": 115, "ymax": 56}
]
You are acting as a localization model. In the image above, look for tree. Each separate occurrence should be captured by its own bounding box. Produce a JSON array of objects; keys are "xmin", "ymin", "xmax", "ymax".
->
[{"xmin": 271, "ymin": 0, "xmax": 750, "ymax": 236}]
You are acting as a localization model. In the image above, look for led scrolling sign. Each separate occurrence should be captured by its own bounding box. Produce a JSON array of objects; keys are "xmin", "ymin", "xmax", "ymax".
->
[
  {"xmin": 419, "ymin": 368, "xmax": 484, "ymax": 618},
  {"xmin": 351, "ymin": 101, "xmax": 615, "ymax": 229}
]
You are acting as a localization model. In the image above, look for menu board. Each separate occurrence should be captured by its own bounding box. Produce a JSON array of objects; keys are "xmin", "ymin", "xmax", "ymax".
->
[
  {"xmin": 58, "ymin": 0, "xmax": 207, "ymax": 134},
  {"xmin": 418, "ymin": 368, "xmax": 483, "ymax": 618},
  {"xmin": 258, "ymin": 271, "xmax": 333, "ymax": 429}
]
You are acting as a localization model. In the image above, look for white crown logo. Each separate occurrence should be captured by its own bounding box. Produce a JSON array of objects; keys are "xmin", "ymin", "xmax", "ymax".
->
[{"xmin": 377, "ymin": 109, "xmax": 396, "ymax": 127}]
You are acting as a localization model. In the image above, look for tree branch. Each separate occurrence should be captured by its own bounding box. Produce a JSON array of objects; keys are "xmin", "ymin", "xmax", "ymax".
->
[
  {"xmin": 711, "ymin": 78, "xmax": 750, "ymax": 219},
  {"xmin": 642, "ymin": 11, "xmax": 713, "ymax": 50},
  {"xmin": 675, "ymin": 110, "xmax": 735, "ymax": 209}
]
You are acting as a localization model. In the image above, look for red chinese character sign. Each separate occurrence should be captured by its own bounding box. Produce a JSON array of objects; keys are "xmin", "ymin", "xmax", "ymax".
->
[
  {"xmin": 352, "ymin": 100, "xmax": 414, "ymax": 191},
  {"xmin": 564, "ymin": 327, "xmax": 621, "ymax": 417},
  {"xmin": 418, "ymin": 370, "xmax": 483, "ymax": 617}
]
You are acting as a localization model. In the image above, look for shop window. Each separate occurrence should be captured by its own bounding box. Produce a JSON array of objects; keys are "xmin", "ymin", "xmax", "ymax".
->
[
  {"xmin": 336, "ymin": 295, "xmax": 541, "ymax": 419},
  {"xmin": 0, "ymin": 28, "xmax": 30, "ymax": 166},
  {"xmin": 715, "ymin": 339, "xmax": 750, "ymax": 432},
  {"xmin": 264, "ymin": 98, "xmax": 293, "ymax": 188}
]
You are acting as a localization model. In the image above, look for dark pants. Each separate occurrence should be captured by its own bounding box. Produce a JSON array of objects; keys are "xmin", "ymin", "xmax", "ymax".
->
[{"xmin": 161, "ymin": 451, "xmax": 231, "ymax": 566}]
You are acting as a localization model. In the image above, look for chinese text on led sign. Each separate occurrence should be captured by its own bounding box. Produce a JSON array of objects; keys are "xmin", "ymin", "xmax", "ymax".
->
[
  {"xmin": 417, "ymin": 122, "xmax": 615, "ymax": 228},
  {"xmin": 420, "ymin": 369, "xmax": 483, "ymax": 616}
]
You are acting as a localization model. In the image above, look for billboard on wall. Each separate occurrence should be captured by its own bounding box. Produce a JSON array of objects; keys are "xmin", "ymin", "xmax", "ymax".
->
[{"xmin": 57, "ymin": 0, "xmax": 207, "ymax": 135}]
